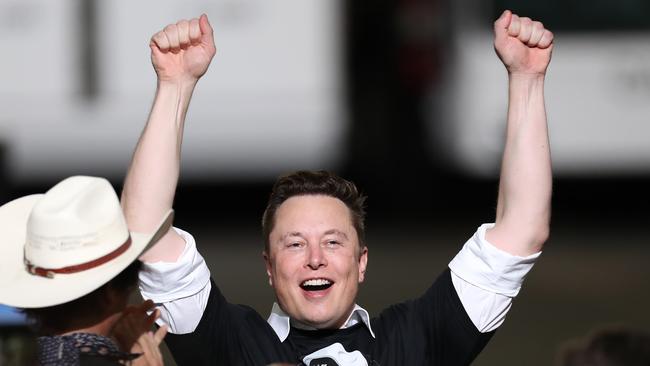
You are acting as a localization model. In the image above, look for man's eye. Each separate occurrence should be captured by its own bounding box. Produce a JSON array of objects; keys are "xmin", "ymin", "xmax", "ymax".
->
[
  {"xmin": 325, "ymin": 240, "xmax": 340, "ymax": 247},
  {"xmin": 289, "ymin": 242, "xmax": 302, "ymax": 248}
]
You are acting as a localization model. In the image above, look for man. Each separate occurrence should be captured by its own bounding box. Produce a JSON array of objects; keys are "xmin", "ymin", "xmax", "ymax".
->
[
  {"xmin": 122, "ymin": 10, "xmax": 553, "ymax": 365},
  {"xmin": 0, "ymin": 176, "xmax": 171, "ymax": 365}
]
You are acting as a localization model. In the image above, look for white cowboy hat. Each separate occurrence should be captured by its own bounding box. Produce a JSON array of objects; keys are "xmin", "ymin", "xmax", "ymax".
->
[{"xmin": 0, "ymin": 176, "xmax": 173, "ymax": 308}]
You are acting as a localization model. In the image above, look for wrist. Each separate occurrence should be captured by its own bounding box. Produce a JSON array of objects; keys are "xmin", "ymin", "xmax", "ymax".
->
[
  {"xmin": 156, "ymin": 77, "xmax": 198, "ymax": 91},
  {"xmin": 508, "ymin": 71, "xmax": 546, "ymax": 83},
  {"xmin": 507, "ymin": 71, "xmax": 546, "ymax": 105},
  {"xmin": 508, "ymin": 72, "xmax": 545, "ymax": 94}
]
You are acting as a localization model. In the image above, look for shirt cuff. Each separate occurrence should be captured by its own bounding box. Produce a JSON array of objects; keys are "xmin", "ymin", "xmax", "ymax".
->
[
  {"xmin": 448, "ymin": 223, "xmax": 541, "ymax": 297},
  {"xmin": 138, "ymin": 227, "xmax": 211, "ymax": 303}
]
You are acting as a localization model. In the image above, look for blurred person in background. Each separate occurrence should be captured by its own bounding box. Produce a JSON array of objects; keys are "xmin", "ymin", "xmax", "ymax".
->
[
  {"xmin": 0, "ymin": 176, "xmax": 171, "ymax": 365},
  {"xmin": 122, "ymin": 10, "xmax": 553, "ymax": 365},
  {"xmin": 558, "ymin": 326, "xmax": 650, "ymax": 366}
]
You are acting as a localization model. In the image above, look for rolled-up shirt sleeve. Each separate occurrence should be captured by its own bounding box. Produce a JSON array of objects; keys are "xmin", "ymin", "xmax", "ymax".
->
[
  {"xmin": 449, "ymin": 223, "xmax": 541, "ymax": 333},
  {"xmin": 138, "ymin": 227, "xmax": 211, "ymax": 334}
]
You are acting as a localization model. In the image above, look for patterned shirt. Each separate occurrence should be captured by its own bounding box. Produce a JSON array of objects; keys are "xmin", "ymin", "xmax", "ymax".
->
[{"xmin": 37, "ymin": 332, "xmax": 139, "ymax": 366}]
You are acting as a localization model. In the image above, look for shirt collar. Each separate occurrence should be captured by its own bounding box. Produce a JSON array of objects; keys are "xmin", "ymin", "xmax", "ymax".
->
[{"xmin": 267, "ymin": 302, "xmax": 375, "ymax": 342}]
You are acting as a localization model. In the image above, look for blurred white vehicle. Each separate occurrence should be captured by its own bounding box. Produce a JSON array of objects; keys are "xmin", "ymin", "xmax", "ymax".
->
[
  {"xmin": 0, "ymin": 0, "xmax": 344, "ymax": 182},
  {"xmin": 429, "ymin": 0, "xmax": 650, "ymax": 177}
]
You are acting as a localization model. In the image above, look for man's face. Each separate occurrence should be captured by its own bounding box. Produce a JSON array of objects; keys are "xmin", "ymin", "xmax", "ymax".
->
[{"xmin": 264, "ymin": 195, "xmax": 368, "ymax": 329}]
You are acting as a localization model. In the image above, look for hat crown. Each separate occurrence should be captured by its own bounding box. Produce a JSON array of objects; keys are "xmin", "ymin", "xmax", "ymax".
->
[{"xmin": 24, "ymin": 176, "xmax": 129, "ymax": 269}]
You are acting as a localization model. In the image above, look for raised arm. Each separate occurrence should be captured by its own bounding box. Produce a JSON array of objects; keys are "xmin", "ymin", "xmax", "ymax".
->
[
  {"xmin": 486, "ymin": 10, "xmax": 554, "ymax": 256},
  {"xmin": 122, "ymin": 15, "xmax": 216, "ymax": 262}
]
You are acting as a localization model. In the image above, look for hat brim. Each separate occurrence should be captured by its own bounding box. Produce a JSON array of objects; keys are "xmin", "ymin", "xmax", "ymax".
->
[{"xmin": 0, "ymin": 194, "xmax": 174, "ymax": 308}]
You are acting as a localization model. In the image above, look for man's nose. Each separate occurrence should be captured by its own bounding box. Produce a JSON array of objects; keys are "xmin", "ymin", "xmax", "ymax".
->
[{"xmin": 306, "ymin": 244, "xmax": 327, "ymax": 270}]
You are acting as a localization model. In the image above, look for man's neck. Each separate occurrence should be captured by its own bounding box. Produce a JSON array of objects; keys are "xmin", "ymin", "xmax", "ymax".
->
[{"xmin": 58, "ymin": 312, "xmax": 119, "ymax": 337}]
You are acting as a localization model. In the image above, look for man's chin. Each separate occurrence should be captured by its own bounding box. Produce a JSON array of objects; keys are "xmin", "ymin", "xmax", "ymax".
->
[
  {"xmin": 294, "ymin": 311, "xmax": 347, "ymax": 330},
  {"xmin": 283, "ymin": 299, "xmax": 353, "ymax": 329}
]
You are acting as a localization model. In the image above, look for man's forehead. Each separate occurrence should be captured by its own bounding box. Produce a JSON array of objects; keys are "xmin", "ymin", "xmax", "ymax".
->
[
  {"xmin": 269, "ymin": 195, "xmax": 358, "ymax": 243},
  {"xmin": 275, "ymin": 195, "xmax": 352, "ymax": 219}
]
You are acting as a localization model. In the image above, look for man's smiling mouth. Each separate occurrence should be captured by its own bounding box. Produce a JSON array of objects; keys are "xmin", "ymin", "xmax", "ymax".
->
[{"xmin": 300, "ymin": 278, "xmax": 334, "ymax": 291}]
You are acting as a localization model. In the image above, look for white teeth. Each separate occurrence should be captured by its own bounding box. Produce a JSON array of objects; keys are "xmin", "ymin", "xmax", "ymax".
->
[{"xmin": 302, "ymin": 278, "xmax": 331, "ymax": 286}]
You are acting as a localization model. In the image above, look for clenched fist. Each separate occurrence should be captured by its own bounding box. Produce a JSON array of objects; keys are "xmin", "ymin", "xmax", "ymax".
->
[
  {"xmin": 494, "ymin": 10, "xmax": 554, "ymax": 76},
  {"xmin": 150, "ymin": 14, "xmax": 217, "ymax": 83}
]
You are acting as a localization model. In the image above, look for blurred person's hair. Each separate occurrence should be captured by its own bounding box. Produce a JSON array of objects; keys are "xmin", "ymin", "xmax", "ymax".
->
[
  {"xmin": 558, "ymin": 325, "xmax": 650, "ymax": 366},
  {"xmin": 262, "ymin": 170, "xmax": 367, "ymax": 252},
  {"xmin": 22, "ymin": 260, "xmax": 143, "ymax": 335}
]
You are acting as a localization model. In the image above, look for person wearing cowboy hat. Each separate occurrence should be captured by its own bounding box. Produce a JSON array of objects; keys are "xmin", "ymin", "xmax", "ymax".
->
[
  {"xmin": 122, "ymin": 11, "xmax": 553, "ymax": 365},
  {"xmin": 0, "ymin": 176, "xmax": 173, "ymax": 365}
]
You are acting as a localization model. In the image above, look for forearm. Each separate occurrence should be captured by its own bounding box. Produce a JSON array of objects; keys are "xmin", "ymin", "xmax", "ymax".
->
[
  {"xmin": 122, "ymin": 80, "xmax": 197, "ymax": 262},
  {"xmin": 488, "ymin": 74, "xmax": 552, "ymax": 256}
]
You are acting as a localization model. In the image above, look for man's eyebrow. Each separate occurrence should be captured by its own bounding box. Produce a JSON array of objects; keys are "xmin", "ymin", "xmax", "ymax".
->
[
  {"xmin": 280, "ymin": 232, "xmax": 304, "ymax": 241},
  {"xmin": 279, "ymin": 230, "xmax": 349, "ymax": 240},
  {"xmin": 323, "ymin": 229, "xmax": 348, "ymax": 239}
]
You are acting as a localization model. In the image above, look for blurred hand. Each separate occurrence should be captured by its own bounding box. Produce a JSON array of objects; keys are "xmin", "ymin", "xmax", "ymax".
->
[
  {"xmin": 494, "ymin": 10, "xmax": 554, "ymax": 76},
  {"xmin": 130, "ymin": 326, "xmax": 168, "ymax": 366},
  {"xmin": 110, "ymin": 299, "xmax": 158, "ymax": 352},
  {"xmin": 150, "ymin": 14, "xmax": 216, "ymax": 83}
]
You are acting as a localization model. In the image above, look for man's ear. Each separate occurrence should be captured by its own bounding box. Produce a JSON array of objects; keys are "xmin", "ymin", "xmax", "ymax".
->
[
  {"xmin": 263, "ymin": 250, "xmax": 273, "ymax": 287},
  {"xmin": 358, "ymin": 246, "xmax": 368, "ymax": 283}
]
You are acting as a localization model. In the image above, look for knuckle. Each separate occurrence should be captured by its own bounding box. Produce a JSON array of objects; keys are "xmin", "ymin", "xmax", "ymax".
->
[{"xmin": 151, "ymin": 33, "xmax": 166, "ymax": 47}]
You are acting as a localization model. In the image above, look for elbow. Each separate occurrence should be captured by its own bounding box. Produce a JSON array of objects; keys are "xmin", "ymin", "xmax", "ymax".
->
[
  {"xmin": 496, "ymin": 215, "xmax": 550, "ymax": 254},
  {"xmin": 528, "ymin": 224, "xmax": 550, "ymax": 252}
]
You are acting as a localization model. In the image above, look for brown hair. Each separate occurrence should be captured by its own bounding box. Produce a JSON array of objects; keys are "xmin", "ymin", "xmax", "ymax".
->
[
  {"xmin": 558, "ymin": 326, "xmax": 650, "ymax": 366},
  {"xmin": 262, "ymin": 170, "xmax": 367, "ymax": 252}
]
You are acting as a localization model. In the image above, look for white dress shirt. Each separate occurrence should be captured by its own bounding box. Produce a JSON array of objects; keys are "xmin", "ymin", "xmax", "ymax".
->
[{"xmin": 139, "ymin": 224, "xmax": 540, "ymax": 336}]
